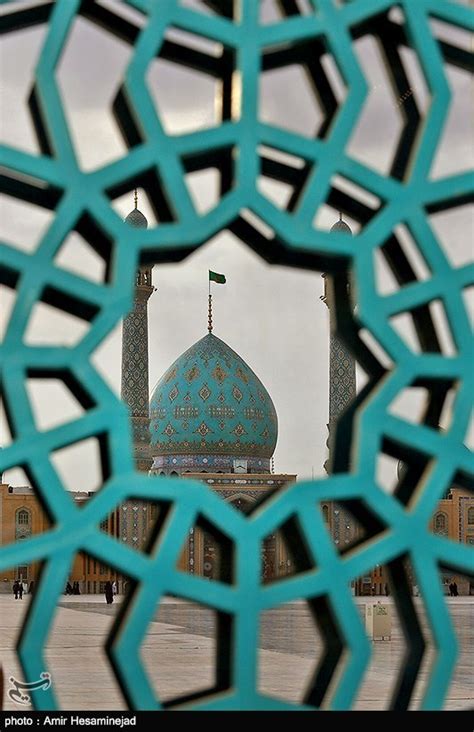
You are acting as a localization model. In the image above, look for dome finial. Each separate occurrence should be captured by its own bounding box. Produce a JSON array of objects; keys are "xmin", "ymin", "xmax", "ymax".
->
[{"xmin": 134, "ymin": 188, "xmax": 138, "ymax": 209}]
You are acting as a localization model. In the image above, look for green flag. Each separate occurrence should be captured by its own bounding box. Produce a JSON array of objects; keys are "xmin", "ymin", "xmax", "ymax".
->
[{"xmin": 209, "ymin": 270, "xmax": 226, "ymax": 284}]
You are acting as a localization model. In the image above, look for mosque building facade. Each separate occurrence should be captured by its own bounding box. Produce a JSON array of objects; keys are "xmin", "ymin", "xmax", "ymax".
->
[
  {"xmin": 148, "ymin": 329, "xmax": 296, "ymax": 580},
  {"xmin": 0, "ymin": 199, "xmax": 472, "ymax": 593},
  {"xmin": 115, "ymin": 196, "xmax": 297, "ymax": 581}
]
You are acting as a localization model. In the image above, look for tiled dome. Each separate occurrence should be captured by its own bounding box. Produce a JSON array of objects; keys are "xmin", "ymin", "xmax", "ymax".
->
[{"xmin": 149, "ymin": 333, "xmax": 278, "ymax": 473}]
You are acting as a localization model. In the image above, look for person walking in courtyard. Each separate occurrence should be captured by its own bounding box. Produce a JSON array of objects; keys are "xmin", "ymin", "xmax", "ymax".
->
[
  {"xmin": 452, "ymin": 580, "xmax": 458, "ymax": 597},
  {"xmin": 12, "ymin": 580, "xmax": 19, "ymax": 599},
  {"xmin": 104, "ymin": 581, "xmax": 113, "ymax": 605},
  {"xmin": 28, "ymin": 580, "xmax": 35, "ymax": 595},
  {"xmin": 18, "ymin": 581, "xmax": 23, "ymax": 600}
]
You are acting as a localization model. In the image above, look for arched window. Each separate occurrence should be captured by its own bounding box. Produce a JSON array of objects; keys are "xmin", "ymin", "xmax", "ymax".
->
[
  {"xmin": 322, "ymin": 505, "xmax": 329, "ymax": 523},
  {"xmin": 434, "ymin": 512, "xmax": 448, "ymax": 536},
  {"xmin": 17, "ymin": 509, "xmax": 30, "ymax": 526},
  {"xmin": 468, "ymin": 506, "xmax": 474, "ymax": 525}
]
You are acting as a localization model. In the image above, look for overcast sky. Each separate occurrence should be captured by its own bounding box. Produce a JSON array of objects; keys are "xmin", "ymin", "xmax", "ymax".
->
[{"xmin": 1, "ymin": 1, "xmax": 472, "ymax": 493}]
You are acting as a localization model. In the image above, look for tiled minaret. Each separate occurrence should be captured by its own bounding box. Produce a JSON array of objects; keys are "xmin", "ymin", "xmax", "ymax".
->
[
  {"xmin": 121, "ymin": 192, "xmax": 154, "ymax": 472},
  {"xmin": 321, "ymin": 214, "xmax": 357, "ymax": 550},
  {"xmin": 119, "ymin": 193, "xmax": 155, "ymax": 555}
]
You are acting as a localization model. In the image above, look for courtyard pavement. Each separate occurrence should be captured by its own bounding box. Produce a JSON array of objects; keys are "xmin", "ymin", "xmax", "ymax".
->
[{"xmin": 1, "ymin": 594, "xmax": 472, "ymax": 711}]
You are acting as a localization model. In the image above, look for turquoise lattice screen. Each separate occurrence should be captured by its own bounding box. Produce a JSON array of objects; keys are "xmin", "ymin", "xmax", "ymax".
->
[{"xmin": 0, "ymin": 0, "xmax": 473, "ymax": 711}]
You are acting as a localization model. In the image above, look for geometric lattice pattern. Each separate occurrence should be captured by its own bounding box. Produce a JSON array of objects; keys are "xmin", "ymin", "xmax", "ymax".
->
[{"xmin": 0, "ymin": 0, "xmax": 472, "ymax": 711}]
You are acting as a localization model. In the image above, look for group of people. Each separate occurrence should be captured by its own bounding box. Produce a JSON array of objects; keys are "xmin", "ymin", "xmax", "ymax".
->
[
  {"xmin": 65, "ymin": 581, "xmax": 81, "ymax": 595},
  {"xmin": 13, "ymin": 578, "xmax": 119, "ymax": 601},
  {"xmin": 448, "ymin": 580, "xmax": 458, "ymax": 596},
  {"xmin": 12, "ymin": 580, "xmax": 34, "ymax": 599}
]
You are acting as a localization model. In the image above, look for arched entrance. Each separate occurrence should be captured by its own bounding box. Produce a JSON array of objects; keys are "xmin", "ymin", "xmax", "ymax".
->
[{"xmin": 201, "ymin": 495, "xmax": 276, "ymax": 582}]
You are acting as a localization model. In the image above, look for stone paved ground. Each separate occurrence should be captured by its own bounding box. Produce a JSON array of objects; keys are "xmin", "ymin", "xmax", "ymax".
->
[{"xmin": 1, "ymin": 595, "xmax": 472, "ymax": 710}]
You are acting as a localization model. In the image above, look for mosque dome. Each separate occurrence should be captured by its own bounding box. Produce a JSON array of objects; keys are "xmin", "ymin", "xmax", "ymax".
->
[
  {"xmin": 125, "ymin": 207, "xmax": 148, "ymax": 229},
  {"xmin": 330, "ymin": 215, "xmax": 352, "ymax": 235},
  {"xmin": 149, "ymin": 333, "xmax": 278, "ymax": 474}
]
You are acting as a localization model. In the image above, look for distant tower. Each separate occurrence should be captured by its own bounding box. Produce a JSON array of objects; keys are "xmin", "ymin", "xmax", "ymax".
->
[
  {"xmin": 121, "ymin": 191, "xmax": 154, "ymax": 472},
  {"xmin": 321, "ymin": 214, "xmax": 357, "ymax": 549},
  {"xmin": 118, "ymin": 192, "xmax": 155, "ymax": 558}
]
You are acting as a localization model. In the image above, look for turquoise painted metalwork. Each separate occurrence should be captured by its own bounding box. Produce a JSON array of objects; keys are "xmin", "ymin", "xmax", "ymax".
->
[{"xmin": 0, "ymin": 0, "xmax": 472, "ymax": 711}]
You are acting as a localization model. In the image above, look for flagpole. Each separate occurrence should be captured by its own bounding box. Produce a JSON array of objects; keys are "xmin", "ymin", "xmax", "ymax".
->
[
  {"xmin": 208, "ymin": 270, "xmax": 226, "ymax": 333},
  {"xmin": 208, "ymin": 275, "xmax": 213, "ymax": 333}
]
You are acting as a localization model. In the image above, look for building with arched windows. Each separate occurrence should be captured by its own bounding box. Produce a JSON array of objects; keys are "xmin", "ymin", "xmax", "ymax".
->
[
  {"xmin": 2, "ymin": 478, "xmax": 471, "ymax": 593},
  {"xmin": 361, "ymin": 485, "xmax": 474, "ymax": 596},
  {"xmin": 431, "ymin": 488, "xmax": 474, "ymax": 547},
  {"xmin": 429, "ymin": 488, "xmax": 474, "ymax": 596},
  {"xmin": 0, "ymin": 482, "xmax": 125, "ymax": 592},
  {"xmin": 0, "ymin": 484, "xmax": 44, "ymax": 588}
]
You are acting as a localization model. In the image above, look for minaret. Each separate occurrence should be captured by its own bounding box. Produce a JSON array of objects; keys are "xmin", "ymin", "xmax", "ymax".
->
[
  {"xmin": 121, "ymin": 191, "xmax": 154, "ymax": 472},
  {"xmin": 321, "ymin": 214, "xmax": 357, "ymax": 549}
]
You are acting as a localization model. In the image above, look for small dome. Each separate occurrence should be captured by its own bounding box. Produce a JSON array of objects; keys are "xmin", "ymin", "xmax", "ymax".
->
[
  {"xmin": 331, "ymin": 216, "xmax": 352, "ymax": 235},
  {"xmin": 150, "ymin": 333, "xmax": 278, "ymax": 472},
  {"xmin": 125, "ymin": 207, "xmax": 148, "ymax": 229}
]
